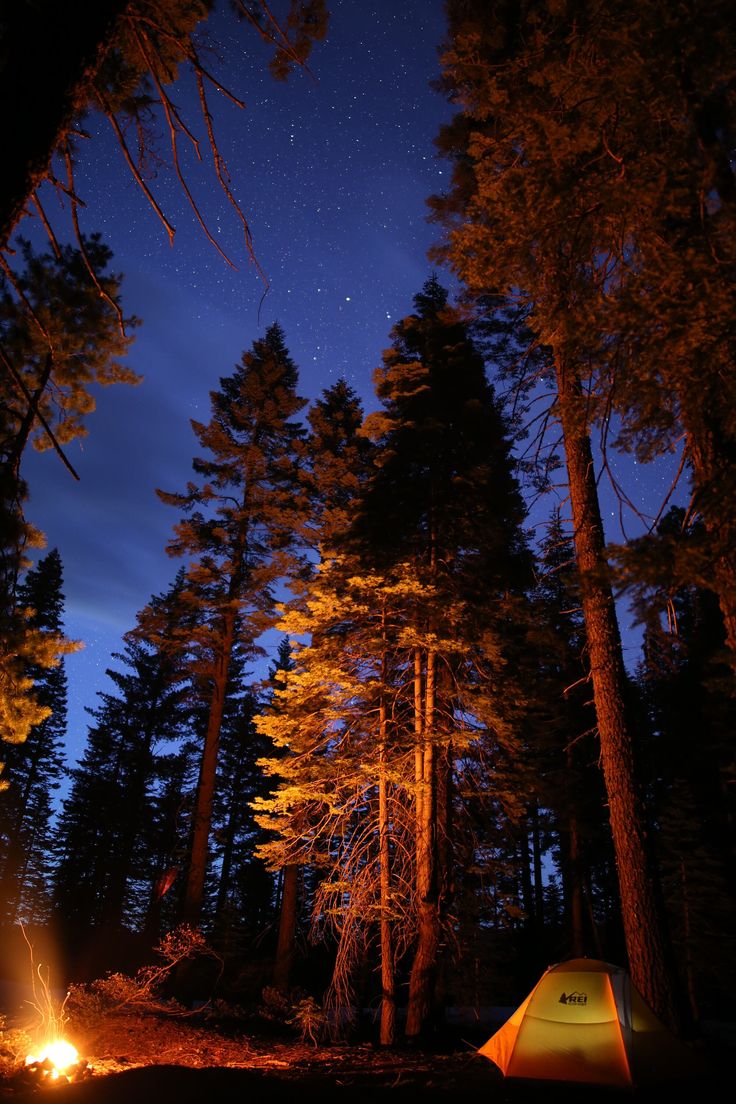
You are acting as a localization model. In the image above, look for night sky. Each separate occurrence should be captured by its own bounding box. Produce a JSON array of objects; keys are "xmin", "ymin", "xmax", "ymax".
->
[{"xmin": 19, "ymin": 0, "xmax": 682, "ymax": 769}]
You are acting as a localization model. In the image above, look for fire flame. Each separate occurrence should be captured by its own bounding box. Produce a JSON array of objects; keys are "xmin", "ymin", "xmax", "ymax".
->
[{"xmin": 26, "ymin": 1039, "xmax": 80, "ymax": 1079}]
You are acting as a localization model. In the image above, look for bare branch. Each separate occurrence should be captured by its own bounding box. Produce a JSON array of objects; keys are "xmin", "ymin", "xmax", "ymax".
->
[
  {"xmin": 129, "ymin": 21, "xmax": 238, "ymax": 270},
  {"xmin": 195, "ymin": 70, "xmax": 269, "ymax": 289},
  {"xmin": 0, "ymin": 346, "xmax": 80, "ymax": 481},
  {"xmin": 31, "ymin": 194, "xmax": 62, "ymax": 261},
  {"xmin": 97, "ymin": 87, "xmax": 176, "ymax": 246}
]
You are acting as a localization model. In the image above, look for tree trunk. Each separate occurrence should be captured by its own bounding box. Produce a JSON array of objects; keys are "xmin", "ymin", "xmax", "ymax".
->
[
  {"xmin": 378, "ymin": 634, "xmax": 395, "ymax": 1045},
  {"xmin": 406, "ymin": 648, "xmax": 438, "ymax": 1040},
  {"xmin": 181, "ymin": 615, "xmax": 236, "ymax": 927},
  {"xmin": 556, "ymin": 357, "xmax": 680, "ymax": 1030},
  {"xmin": 378, "ymin": 739, "xmax": 395, "ymax": 1045},
  {"xmin": 273, "ymin": 864, "xmax": 298, "ymax": 992}
]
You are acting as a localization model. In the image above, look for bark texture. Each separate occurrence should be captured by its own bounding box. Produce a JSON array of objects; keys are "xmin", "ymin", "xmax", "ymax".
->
[
  {"xmin": 556, "ymin": 359, "xmax": 680, "ymax": 1030},
  {"xmin": 182, "ymin": 612, "xmax": 236, "ymax": 926}
]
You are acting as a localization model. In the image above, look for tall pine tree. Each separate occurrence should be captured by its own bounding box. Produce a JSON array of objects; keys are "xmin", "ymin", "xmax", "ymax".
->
[
  {"xmin": 429, "ymin": 2, "xmax": 682, "ymax": 1028},
  {"xmin": 139, "ymin": 323, "xmax": 308, "ymax": 927},
  {"xmin": 258, "ymin": 280, "xmax": 536, "ymax": 1041}
]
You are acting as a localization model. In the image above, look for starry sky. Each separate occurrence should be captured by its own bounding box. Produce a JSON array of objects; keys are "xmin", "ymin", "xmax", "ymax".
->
[{"xmin": 19, "ymin": 0, "xmax": 683, "ymax": 769}]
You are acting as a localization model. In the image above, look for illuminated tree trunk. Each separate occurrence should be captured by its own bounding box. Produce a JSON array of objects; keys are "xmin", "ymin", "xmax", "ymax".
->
[
  {"xmin": 378, "ymin": 727, "xmax": 395, "ymax": 1045},
  {"xmin": 556, "ymin": 357, "xmax": 679, "ymax": 1028},
  {"xmin": 273, "ymin": 864, "xmax": 298, "ymax": 992},
  {"xmin": 406, "ymin": 647, "xmax": 438, "ymax": 1040},
  {"xmin": 378, "ymin": 628, "xmax": 395, "ymax": 1046}
]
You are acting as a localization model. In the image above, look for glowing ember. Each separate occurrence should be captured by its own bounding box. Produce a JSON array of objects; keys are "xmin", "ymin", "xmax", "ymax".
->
[{"xmin": 26, "ymin": 1039, "xmax": 80, "ymax": 1074}]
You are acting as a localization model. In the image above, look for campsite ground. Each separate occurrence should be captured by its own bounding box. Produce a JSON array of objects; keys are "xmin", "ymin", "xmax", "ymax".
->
[{"xmin": 0, "ymin": 1005, "xmax": 733, "ymax": 1104}]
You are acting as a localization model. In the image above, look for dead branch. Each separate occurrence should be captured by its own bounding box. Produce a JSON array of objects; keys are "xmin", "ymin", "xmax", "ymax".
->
[
  {"xmin": 31, "ymin": 196, "xmax": 62, "ymax": 261},
  {"xmin": 649, "ymin": 435, "xmax": 688, "ymax": 532},
  {"xmin": 195, "ymin": 70, "xmax": 268, "ymax": 290},
  {"xmin": 0, "ymin": 346, "xmax": 80, "ymax": 480},
  {"xmin": 128, "ymin": 20, "xmax": 238, "ymax": 270},
  {"xmin": 97, "ymin": 86, "xmax": 176, "ymax": 246}
]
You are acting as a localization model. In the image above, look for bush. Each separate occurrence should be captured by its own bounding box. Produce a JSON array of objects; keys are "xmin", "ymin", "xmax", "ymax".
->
[
  {"xmin": 65, "ymin": 925, "xmax": 220, "ymax": 1026},
  {"xmin": 258, "ymin": 987, "xmax": 327, "ymax": 1044},
  {"xmin": 0, "ymin": 1018, "xmax": 32, "ymax": 1078}
]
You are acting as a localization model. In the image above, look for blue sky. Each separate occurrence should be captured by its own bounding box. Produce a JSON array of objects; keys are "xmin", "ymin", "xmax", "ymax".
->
[
  {"xmin": 18, "ymin": 0, "xmax": 684, "ymax": 772},
  {"xmin": 21, "ymin": 1, "xmax": 455, "ymax": 764}
]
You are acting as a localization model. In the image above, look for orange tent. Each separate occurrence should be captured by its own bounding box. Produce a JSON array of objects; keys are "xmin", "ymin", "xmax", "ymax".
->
[{"xmin": 479, "ymin": 958, "xmax": 699, "ymax": 1087}]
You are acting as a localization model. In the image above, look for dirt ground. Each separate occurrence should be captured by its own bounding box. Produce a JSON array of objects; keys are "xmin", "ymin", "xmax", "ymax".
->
[{"xmin": 0, "ymin": 1007, "xmax": 733, "ymax": 1103}]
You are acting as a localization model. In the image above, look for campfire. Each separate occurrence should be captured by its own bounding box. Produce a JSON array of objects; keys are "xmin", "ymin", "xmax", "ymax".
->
[
  {"xmin": 13, "ymin": 927, "xmax": 92, "ymax": 1087},
  {"xmin": 24, "ymin": 1040, "xmax": 90, "ymax": 1085}
]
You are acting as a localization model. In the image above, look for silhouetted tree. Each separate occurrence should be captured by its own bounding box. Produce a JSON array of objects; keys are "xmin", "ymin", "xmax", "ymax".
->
[
  {"xmin": 0, "ymin": 549, "xmax": 69, "ymax": 922},
  {"xmin": 52, "ymin": 576, "xmax": 190, "ymax": 934},
  {"xmin": 630, "ymin": 509, "xmax": 736, "ymax": 1018}
]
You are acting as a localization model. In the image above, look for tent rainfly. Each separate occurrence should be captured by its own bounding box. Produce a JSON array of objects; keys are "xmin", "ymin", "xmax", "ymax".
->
[{"xmin": 479, "ymin": 958, "xmax": 701, "ymax": 1087}]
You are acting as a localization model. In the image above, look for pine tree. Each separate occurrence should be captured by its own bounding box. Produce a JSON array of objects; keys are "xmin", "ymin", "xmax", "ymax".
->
[
  {"xmin": 429, "ymin": 1, "xmax": 682, "ymax": 1028},
  {"xmin": 52, "ymin": 576, "xmax": 190, "ymax": 936},
  {"xmin": 0, "ymin": 549, "xmax": 70, "ymax": 922},
  {"xmin": 360, "ymin": 276, "xmax": 533, "ymax": 1040},
  {"xmin": 255, "ymin": 380, "xmax": 402, "ymax": 1033},
  {"xmin": 0, "ymin": 237, "xmax": 137, "ymax": 473},
  {"xmin": 257, "ymin": 281, "xmax": 536, "ymax": 1041},
  {"xmin": 257, "ymin": 564, "xmax": 419, "ymax": 1039},
  {"xmin": 141, "ymin": 322, "xmax": 308, "ymax": 928},
  {"xmin": 566, "ymin": 2, "xmax": 736, "ymax": 665}
]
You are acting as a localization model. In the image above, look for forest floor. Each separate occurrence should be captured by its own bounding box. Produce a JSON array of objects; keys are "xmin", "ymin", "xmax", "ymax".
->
[{"xmin": 0, "ymin": 1005, "xmax": 734, "ymax": 1104}]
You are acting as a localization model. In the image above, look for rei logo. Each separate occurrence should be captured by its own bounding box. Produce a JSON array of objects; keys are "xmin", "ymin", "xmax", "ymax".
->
[{"xmin": 559, "ymin": 990, "xmax": 588, "ymax": 1006}]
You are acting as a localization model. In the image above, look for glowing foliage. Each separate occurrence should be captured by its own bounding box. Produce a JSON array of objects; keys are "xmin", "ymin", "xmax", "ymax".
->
[{"xmin": 255, "ymin": 279, "xmax": 535, "ymax": 1038}]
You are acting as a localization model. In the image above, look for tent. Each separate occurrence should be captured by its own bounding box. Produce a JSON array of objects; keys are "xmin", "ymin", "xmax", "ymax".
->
[{"xmin": 479, "ymin": 958, "xmax": 700, "ymax": 1087}]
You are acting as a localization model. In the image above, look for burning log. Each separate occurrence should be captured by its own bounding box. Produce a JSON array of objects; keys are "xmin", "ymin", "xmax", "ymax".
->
[{"xmin": 23, "ymin": 1040, "xmax": 92, "ymax": 1086}]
